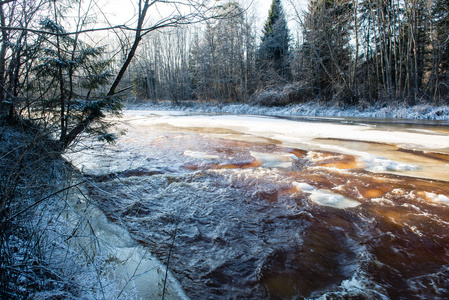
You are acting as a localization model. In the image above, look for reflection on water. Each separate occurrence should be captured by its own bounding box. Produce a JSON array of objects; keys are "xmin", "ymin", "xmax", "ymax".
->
[{"xmin": 69, "ymin": 112, "xmax": 449, "ymax": 299}]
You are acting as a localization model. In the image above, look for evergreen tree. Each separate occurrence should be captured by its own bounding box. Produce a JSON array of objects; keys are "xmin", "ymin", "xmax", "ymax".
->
[
  {"xmin": 258, "ymin": 0, "xmax": 291, "ymax": 82},
  {"xmin": 34, "ymin": 17, "xmax": 117, "ymax": 145},
  {"xmin": 300, "ymin": 0, "xmax": 353, "ymax": 103}
]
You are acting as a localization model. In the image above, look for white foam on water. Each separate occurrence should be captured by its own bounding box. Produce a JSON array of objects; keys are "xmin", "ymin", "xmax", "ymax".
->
[
  {"xmin": 250, "ymin": 151, "xmax": 298, "ymax": 168},
  {"xmin": 425, "ymin": 192, "xmax": 449, "ymax": 206},
  {"xmin": 211, "ymin": 166, "xmax": 292, "ymax": 188},
  {"xmin": 330, "ymin": 275, "xmax": 391, "ymax": 300},
  {"xmin": 407, "ymin": 266, "xmax": 449, "ymax": 298},
  {"xmin": 183, "ymin": 150, "xmax": 220, "ymax": 160},
  {"xmin": 293, "ymin": 182, "xmax": 361, "ymax": 209},
  {"xmin": 313, "ymin": 247, "xmax": 390, "ymax": 300},
  {"xmin": 371, "ymin": 198, "xmax": 394, "ymax": 205},
  {"xmin": 294, "ymin": 182, "xmax": 316, "ymax": 192},
  {"xmin": 316, "ymin": 145, "xmax": 420, "ymax": 173}
]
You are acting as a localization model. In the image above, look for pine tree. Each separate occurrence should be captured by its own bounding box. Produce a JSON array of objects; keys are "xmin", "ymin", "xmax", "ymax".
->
[
  {"xmin": 258, "ymin": 0, "xmax": 291, "ymax": 81},
  {"xmin": 33, "ymin": 17, "xmax": 118, "ymax": 145}
]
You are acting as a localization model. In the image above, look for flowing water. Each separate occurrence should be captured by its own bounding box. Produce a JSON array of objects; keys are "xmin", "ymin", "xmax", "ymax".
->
[{"xmin": 68, "ymin": 110, "xmax": 449, "ymax": 299}]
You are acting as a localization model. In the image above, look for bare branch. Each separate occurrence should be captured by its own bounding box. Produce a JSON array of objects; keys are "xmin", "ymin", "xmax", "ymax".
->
[{"xmin": 0, "ymin": 24, "xmax": 139, "ymax": 36}]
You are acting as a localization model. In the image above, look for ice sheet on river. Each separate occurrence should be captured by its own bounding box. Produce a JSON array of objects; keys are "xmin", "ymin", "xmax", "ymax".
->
[
  {"xmin": 131, "ymin": 112, "xmax": 449, "ymax": 150},
  {"xmin": 122, "ymin": 110, "xmax": 449, "ymax": 181}
]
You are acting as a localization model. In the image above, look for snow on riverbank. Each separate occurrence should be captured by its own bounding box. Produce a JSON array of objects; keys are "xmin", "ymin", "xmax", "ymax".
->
[{"xmin": 126, "ymin": 101, "xmax": 449, "ymax": 121}]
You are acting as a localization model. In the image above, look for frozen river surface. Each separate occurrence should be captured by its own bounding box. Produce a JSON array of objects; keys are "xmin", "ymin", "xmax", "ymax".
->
[{"xmin": 69, "ymin": 110, "xmax": 449, "ymax": 299}]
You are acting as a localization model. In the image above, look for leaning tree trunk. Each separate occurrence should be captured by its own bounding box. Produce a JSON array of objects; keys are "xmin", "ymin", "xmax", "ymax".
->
[{"xmin": 61, "ymin": 0, "xmax": 151, "ymax": 148}]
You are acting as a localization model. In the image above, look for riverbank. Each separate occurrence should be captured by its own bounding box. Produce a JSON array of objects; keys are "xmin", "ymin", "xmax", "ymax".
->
[{"xmin": 126, "ymin": 100, "xmax": 449, "ymax": 121}]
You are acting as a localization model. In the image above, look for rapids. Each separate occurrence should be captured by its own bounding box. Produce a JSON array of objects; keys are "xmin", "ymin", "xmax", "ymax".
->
[{"xmin": 67, "ymin": 110, "xmax": 449, "ymax": 299}]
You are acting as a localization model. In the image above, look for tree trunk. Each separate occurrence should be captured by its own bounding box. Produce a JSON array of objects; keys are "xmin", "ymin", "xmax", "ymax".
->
[
  {"xmin": 62, "ymin": 0, "xmax": 151, "ymax": 148},
  {"xmin": 0, "ymin": 1, "xmax": 9, "ymax": 117}
]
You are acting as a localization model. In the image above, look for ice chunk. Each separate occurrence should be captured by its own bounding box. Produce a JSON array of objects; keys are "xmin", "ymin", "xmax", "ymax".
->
[
  {"xmin": 250, "ymin": 151, "xmax": 298, "ymax": 168},
  {"xmin": 293, "ymin": 182, "xmax": 316, "ymax": 192},
  {"xmin": 183, "ymin": 150, "xmax": 219, "ymax": 160},
  {"xmin": 293, "ymin": 182, "xmax": 361, "ymax": 208},
  {"xmin": 361, "ymin": 154, "xmax": 418, "ymax": 172}
]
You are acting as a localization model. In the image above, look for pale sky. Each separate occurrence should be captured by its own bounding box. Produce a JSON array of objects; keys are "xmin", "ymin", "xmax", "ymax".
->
[
  {"xmin": 97, "ymin": 0, "xmax": 272, "ymax": 26},
  {"xmin": 64, "ymin": 0, "xmax": 308, "ymax": 47},
  {"xmin": 94, "ymin": 0, "xmax": 307, "ymax": 32}
]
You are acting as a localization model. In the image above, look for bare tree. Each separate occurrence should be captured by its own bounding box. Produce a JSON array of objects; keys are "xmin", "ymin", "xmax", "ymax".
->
[
  {"xmin": 189, "ymin": 2, "xmax": 257, "ymax": 103},
  {"xmin": 0, "ymin": 0, "xmax": 225, "ymax": 147}
]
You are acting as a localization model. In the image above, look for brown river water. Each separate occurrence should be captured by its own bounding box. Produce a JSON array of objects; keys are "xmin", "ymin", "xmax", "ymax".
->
[{"xmin": 68, "ymin": 111, "xmax": 449, "ymax": 299}]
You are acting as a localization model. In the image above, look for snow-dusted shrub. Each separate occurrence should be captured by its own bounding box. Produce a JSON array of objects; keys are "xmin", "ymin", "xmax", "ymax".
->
[
  {"xmin": 0, "ymin": 123, "xmax": 75, "ymax": 298},
  {"xmin": 249, "ymin": 82, "xmax": 314, "ymax": 106},
  {"xmin": 126, "ymin": 95, "xmax": 449, "ymax": 121}
]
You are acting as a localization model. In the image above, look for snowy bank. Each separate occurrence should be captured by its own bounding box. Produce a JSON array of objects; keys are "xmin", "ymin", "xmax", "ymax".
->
[{"xmin": 126, "ymin": 101, "xmax": 449, "ymax": 121}]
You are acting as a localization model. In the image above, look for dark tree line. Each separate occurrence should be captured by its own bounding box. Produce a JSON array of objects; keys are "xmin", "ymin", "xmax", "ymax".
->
[
  {"xmin": 130, "ymin": 0, "xmax": 449, "ymax": 106},
  {"xmin": 294, "ymin": 0, "xmax": 449, "ymax": 105}
]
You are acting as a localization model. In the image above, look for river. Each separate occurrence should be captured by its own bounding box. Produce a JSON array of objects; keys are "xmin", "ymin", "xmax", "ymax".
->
[{"xmin": 67, "ymin": 110, "xmax": 449, "ymax": 299}]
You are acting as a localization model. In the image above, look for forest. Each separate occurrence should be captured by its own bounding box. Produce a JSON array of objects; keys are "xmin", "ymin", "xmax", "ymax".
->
[
  {"xmin": 115, "ymin": 0, "xmax": 449, "ymax": 107},
  {"xmin": 1, "ymin": 0, "xmax": 449, "ymax": 139},
  {"xmin": 133, "ymin": 0, "xmax": 448, "ymax": 106}
]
